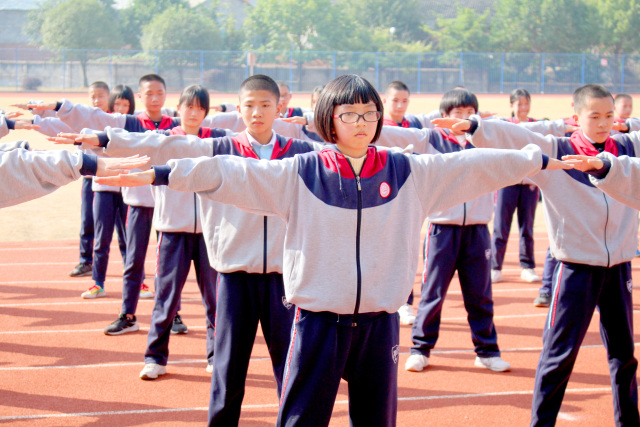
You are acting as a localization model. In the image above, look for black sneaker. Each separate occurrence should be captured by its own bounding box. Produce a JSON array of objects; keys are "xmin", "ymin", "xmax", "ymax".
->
[
  {"xmin": 533, "ymin": 293, "xmax": 551, "ymax": 308},
  {"xmin": 171, "ymin": 313, "xmax": 188, "ymax": 334},
  {"xmin": 104, "ymin": 314, "xmax": 139, "ymax": 336},
  {"xmin": 69, "ymin": 262, "xmax": 92, "ymax": 277}
]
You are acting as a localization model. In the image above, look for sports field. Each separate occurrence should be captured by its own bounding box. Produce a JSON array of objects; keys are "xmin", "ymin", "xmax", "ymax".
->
[{"xmin": 1, "ymin": 92, "xmax": 638, "ymax": 425}]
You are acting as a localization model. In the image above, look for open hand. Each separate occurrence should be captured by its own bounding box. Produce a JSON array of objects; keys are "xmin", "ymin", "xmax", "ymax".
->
[
  {"xmin": 4, "ymin": 111, "xmax": 23, "ymax": 120},
  {"xmin": 47, "ymin": 133, "xmax": 100, "ymax": 146},
  {"xmin": 546, "ymin": 158, "xmax": 576, "ymax": 170},
  {"xmin": 95, "ymin": 168, "xmax": 155, "ymax": 186},
  {"xmin": 560, "ymin": 155, "xmax": 603, "ymax": 172},
  {"xmin": 280, "ymin": 116, "xmax": 307, "ymax": 125},
  {"xmin": 431, "ymin": 118, "xmax": 471, "ymax": 133},
  {"xmin": 14, "ymin": 120, "xmax": 40, "ymax": 130},
  {"xmin": 612, "ymin": 122, "xmax": 629, "ymax": 133}
]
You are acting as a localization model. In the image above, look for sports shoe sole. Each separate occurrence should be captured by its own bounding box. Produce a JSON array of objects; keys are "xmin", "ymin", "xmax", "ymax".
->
[
  {"xmin": 140, "ymin": 366, "xmax": 166, "ymax": 380},
  {"xmin": 69, "ymin": 270, "xmax": 92, "ymax": 277},
  {"xmin": 474, "ymin": 358, "xmax": 511, "ymax": 372},
  {"xmin": 104, "ymin": 323, "xmax": 140, "ymax": 336},
  {"xmin": 81, "ymin": 291, "xmax": 106, "ymax": 299}
]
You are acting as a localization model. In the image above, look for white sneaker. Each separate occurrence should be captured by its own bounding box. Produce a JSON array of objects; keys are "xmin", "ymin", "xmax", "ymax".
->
[
  {"xmin": 206, "ymin": 364, "xmax": 213, "ymax": 373},
  {"xmin": 139, "ymin": 363, "xmax": 167, "ymax": 380},
  {"xmin": 490, "ymin": 269, "xmax": 503, "ymax": 283},
  {"xmin": 139, "ymin": 283, "xmax": 154, "ymax": 299},
  {"xmin": 474, "ymin": 356, "xmax": 511, "ymax": 372},
  {"xmin": 405, "ymin": 354, "xmax": 429, "ymax": 372},
  {"xmin": 398, "ymin": 303, "xmax": 416, "ymax": 325},
  {"xmin": 520, "ymin": 268, "xmax": 541, "ymax": 283}
]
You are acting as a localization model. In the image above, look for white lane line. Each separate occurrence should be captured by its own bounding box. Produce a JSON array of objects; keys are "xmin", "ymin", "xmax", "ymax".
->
[
  {"xmin": 0, "ymin": 298, "xmax": 203, "ymax": 309},
  {"xmin": 0, "ymin": 386, "xmax": 616, "ymax": 421}
]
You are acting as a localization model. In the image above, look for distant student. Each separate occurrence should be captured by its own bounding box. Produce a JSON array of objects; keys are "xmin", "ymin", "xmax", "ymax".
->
[
  {"xmin": 97, "ymin": 74, "xmax": 565, "ymax": 426},
  {"xmin": 277, "ymin": 81, "xmax": 304, "ymax": 118},
  {"xmin": 382, "ymin": 80, "xmax": 437, "ymax": 129},
  {"xmin": 491, "ymin": 88, "xmax": 541, "ymax": 284},
  {"xmin": 433, "ymin": 84, "xmax": 640, "ymax": 426},
  {"xmin": 378, "ymin": 89, "xmax": 511, "ymax": 373},
  {"xmin": 615, "ymin": 93, "xmax": 633, "ymax": 122}
]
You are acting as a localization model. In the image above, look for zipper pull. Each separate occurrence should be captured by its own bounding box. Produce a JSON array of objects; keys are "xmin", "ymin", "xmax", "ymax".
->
[{"xmin": 356, "ymin": 176, "xmax": 361, "ymax": 191}]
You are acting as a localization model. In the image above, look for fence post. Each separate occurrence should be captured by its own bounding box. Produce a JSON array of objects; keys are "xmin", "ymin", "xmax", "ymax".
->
[
  {"xmin": 332, "ymin": 51, "xmax": 336, "ymax": 79},
  {"xmin": 540, "ymin": 53, "xmax": 545, "ymax": 94},
  {"xmin": 14, "ymin": 48, "xmax": 18, "ymax": 91},
  {"xmin": 109, "ymin": 49, "xmax": 113, "ymax": 88},
  {"xmin": 154, "ymin": 50, "xmax": 159, "ymax": 74},
  {"xmin": 375, "ymin": 52, "xmax": 380, "ymax": 90},
  {"xmin": 621, "ymin": 54, "xmax": 626, "ymax": 93},
  {"xmin": 459, "ymin": 52, "xmax": 464, "ymax": 85},
  {"xmin": 417, "ymin": 53, "xmax": 421, "ymax": 94},
  {"xmin": 581, "ymin": 54, "xmax": 586, "ymax": 85},
  {"xmin": 200, "ymin": 51, "xmax": 204, "ymax": 86},
  {"xmin": 289, "ymin": 51, "xmax": 294, "ymax": 90},
  {"xmin": 62, "ymin": 49, "xmax": 66, "ymax": 90},
  {"xmin": 500, "ymin": 53, "xmax": 505, "ymax": 94}
]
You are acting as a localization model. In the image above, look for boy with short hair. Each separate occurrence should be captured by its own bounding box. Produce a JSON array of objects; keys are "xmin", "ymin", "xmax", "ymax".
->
[
  {"xmin": 615, "ymin": 93, "xmax": 633, "ymax": 122},
  {"xmin": 434, "ymin": 84, "xmax": 640, "ymax": 426},
  {"xmin": 382, "ymin": 80, "xmax": 438, "ymax": 129}
]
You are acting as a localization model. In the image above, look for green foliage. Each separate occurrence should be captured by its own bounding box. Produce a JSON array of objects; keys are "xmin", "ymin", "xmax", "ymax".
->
[
  {"xmin": 141, "ymin": 6, "xmax": 220, "ymax": 52},
  {"xmin": 120, "ymin": 0, "xmax": 189, "ymax": 48},
  {"xmin": 589, "ymin": 0, "xmax": 640, "ymax": 54},
  {"xmin": 427, "ymin": 7, "xmax": 490, "ymax": 52}
]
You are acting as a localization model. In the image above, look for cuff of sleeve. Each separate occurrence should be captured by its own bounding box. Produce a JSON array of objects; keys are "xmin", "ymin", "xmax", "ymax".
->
[
  {"xmin": 54, "ymin": 101, "xmax": 62, "ymax": 112},
  {"xmin": 220, "ymin": 104, "xmax": 226, "ymax": 112},
  {"xmin": 466, "ymin": 119, "xmax": 479, "ymax": 135},
  {"xmin": 585, "ymin": 158, "xmax": 612, "ymax": 179},
  {"xmin": 623, "ymin": 120, "xmax": 632, "ymax": 133},
  {"xmin": 97, "ymin": 132, "xmax": 109, "ymax": 147},
  {"xmin": 541, "ymin": 154, "xmax": 549, "ymax": 170},
  {"xmin": 80, "ymin": 153, "xmax": 98, "ymax": 176},
  {"xmin": 152, "ymin": 165, "xmax": 171, "ymax": 185},
  {"xmin": 6, "ymin": 119, "xmax": 15, "ymax": 130}
]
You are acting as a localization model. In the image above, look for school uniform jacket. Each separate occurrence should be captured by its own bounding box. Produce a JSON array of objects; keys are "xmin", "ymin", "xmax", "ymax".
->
[
  {"xmin": 377, "ymin": 125, "xmax": 493, "ymax": 225},
  {"xmin": 152, "ymin": 143, "xmax": 545, "ymax": 314},
  {"xmin": 469, "ymin": 115, "xmax": 640, "ymax": 267},
  {"xmin": 101, "ymin": 128, "xmax": 321, "ymax": 272},
  {"xmin": 588, "ymin": 153, "xmax": 640, "ymax": 210},
  {"xmin": 200, "ymin": 112, "xmax": 321, "ymax": 142},
  {"xmin": 0, "ymin": 145, "xmax": 97, "ymax": 208}
]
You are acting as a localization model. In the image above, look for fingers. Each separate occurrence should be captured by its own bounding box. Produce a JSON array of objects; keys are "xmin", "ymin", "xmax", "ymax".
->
[{"xmin": 4, "ymin": 111, "xmax": 23, "ymax": 119}]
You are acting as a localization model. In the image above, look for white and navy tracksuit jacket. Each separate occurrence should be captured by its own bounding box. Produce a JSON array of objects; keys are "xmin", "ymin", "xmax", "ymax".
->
[
  {"xmin": 468, "ymin": 116, "xmax": 640, "ymax": 427},
  {"xmin": 151, "ymin": 141, "xmax": 545, "ymax": 426}
]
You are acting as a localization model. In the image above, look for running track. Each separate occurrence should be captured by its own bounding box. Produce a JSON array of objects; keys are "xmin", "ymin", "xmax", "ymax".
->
[{"xmin": 1, "ymin": 232, "xmax": 639, "ymax": 426}]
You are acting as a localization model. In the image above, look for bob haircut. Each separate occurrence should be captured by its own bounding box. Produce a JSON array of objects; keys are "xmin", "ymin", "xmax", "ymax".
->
[
  {"xmin": 139, "ymin": 74, "xmax": 166, "ymax": 89},
  {"xmin": 178, "ymin": 84, "xmax": 210, "ymax": 116},
  {"xmin": 573, "ymin": 84, "xmax": 613, "ymax": 113},
  {"xmin": 439, "ymin": 88, "xmax": 478, "ymax": 116},
  {"xmin": 108, "ymin": 84, "xmax": 135, "ymax": 115},
  {"xmin": 239, "ymin": 75, "xmax": 280, "ymax": 103},
  {"xmin": 314, "ymin": 74, "xmax": 383, "ymax": 144}
]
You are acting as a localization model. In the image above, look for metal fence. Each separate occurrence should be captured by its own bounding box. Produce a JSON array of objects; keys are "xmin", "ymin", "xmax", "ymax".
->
[{"xmin": 1, "ymin": 48, "xmax": 639, "ymax": 94}]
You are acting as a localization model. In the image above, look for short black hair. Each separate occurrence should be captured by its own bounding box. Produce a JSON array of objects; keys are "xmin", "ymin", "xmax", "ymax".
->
[
  {"xmin": 89, "ymin": 81, "xmax": 109, "ymax": 92},
  {"xmin": 314, "ymin": 74, "xmax": 383, "ymax": 144},
  {"xmin": 239, "ymin": 75, "xmax": 280, "ymax": 103},
  {"xmin": 573, "ymin": 84, "xmax": 613, "ymax": 113},
  {"xmin": 386, "ymin": 80, "xmax": 410, "ymax": 95},
  {"xmin": 178, "ymin": 84, "xmax": 210, "ymax": 116},
  {"xmin": 108, "ymin": 84, "xmax": 135, "ymax": 114},
  {"xmin": 139, "ymin": 74, "xmax": 166, "ymax": 89},
  {"xmin": 277, "ymin": 81, "xmax": 290, "ymax": 91},
  {"xmin": 615, "ymin": 93, "xmax": 633, "ymax": 104},
  {"xmin": 509, "ymin": 88, "xmax": 531, "ymax": 105},
  {"xmin": 439, "ymin": 88, "xmax": 478, "ymax": 116}
]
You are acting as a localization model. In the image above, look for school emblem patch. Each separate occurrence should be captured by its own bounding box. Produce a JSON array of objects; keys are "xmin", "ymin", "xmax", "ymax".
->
[
  {"xmin": 392, "ymin": 345, "xmax": 400, "ymax": 364},
  {"xmin": 485, "ymin": 249, "xmax": 491, "ymax": 260},
  {"xmin": 627, "ymin": 280, "xmax": 633, "ymax": 293},
  {"xmin": 282, "ymin": 296, "xmax": 293, "ymax": 310},
  {"xmin": 379, "ymin": 182, "xmax": 391, "ymax": 198}
]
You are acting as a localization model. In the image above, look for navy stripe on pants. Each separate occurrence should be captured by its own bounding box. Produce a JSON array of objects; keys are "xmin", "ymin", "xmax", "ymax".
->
[
  {"xmin": 277, "ymin": 309, "xmax": 399, "ymax": 427},
  {"xmin": 208, "ymin": 271, "xmax": 295, "ymax": 426},
  {"xmin": 492, "ymin": 184, "xmax": 539, "ymax": 270},
  {"xmin": 531, "ymin": 261, "xmax": 638, "ymax": 426},
  {"xmin": 411, "ymin": 223, "xmax": 499, "ymax": 358},
  {"xmin": 92, "ymin": 191, "xmax": 127, "ymax": 283},
  {"xmin": 79, "ymin": 178, "xmax": 94, "ymax": 264},
  {"xmin": 121, "ymin": 205, "xmax": 154, "ymax": 315},
  {"xmin": 145, "ymin": 232, "xmax": 217, "ymax": 366}
]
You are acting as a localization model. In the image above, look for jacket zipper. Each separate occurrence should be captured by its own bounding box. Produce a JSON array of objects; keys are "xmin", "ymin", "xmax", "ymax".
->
[
  {"xmin": 353, "ymin": 175, "xmax": 363, "ymax": 327},
  {"xmin": 462, "ymin": 202, "xmax": 467, "ymax": 226},
  {"xmin": 263, "ymin": 216, "xmax": 268, "ymax": 274},
  {"xmin": 603, "ymin": 193, "xmax": 610, "ymax": 267},
  {"xmin": 193, "ymin": 194, "xmax": 197, "ymax": 234}
]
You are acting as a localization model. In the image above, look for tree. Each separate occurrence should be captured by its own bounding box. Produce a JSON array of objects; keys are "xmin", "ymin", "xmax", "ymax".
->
[
  {"xmin": 490, "ymin": 0, "xmax": 598, "ymax": 53},
  {"xmin": 37, "ymin": 0, "xmax": 123, "ymax": 87},
  {"xmin": 427, "ymin": 7, "xmax": 491, "ymax": 52},
  {"xmin": 589, "ymin": 0, "xmax": 640, "ymax": 54},
  {"xmin": 140, "ymin": 6, "xmax": 221, "ymax": 88},
  {"xmin": 119, "ymin": 0, "xmax": 189, "ymax": 49}
]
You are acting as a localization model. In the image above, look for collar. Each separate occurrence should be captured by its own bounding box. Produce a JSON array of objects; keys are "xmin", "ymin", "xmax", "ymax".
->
[
  {"xmin": 246, "ymin": 130, "xmax": 276, "ymax": 148},
  {"xmin": 569, "ymin": 130, "xmax": 618, "ymax": 157}
]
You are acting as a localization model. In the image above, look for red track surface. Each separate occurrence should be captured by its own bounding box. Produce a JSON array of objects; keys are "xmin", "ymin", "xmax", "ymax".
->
[{"xmin": 1, "ymin": 232, "xmax": 639, "ymax": 426}]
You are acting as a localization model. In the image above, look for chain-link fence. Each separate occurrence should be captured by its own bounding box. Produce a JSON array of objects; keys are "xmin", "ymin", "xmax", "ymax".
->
[{"xmin": 1, "ymin": 48, "xmax": 638, "ymax": 94}]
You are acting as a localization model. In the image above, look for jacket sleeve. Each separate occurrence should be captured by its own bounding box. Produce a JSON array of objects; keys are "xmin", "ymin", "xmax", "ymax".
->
[
  {"xmin": 517, "ymin": 119, "xmax": 567, "ymax": 136},
  {"xmin": 377, "ymin": 126, "xmax": 438, "ymax": 154},
  {"xmin": 0, "ymin": 115, "xmax": 9, "ymax": 139},
  {"xmin": 104, "ymin": 127, "xmax": 214, "ymax": 165},
  {"xmin": 163, "ymin": 155, "xmax": 298, "ymax": 219},
  {"xmin": 409, "ymin": 144, "xmax": 544, "ymax": 215},
  {"xmin": 0, "ymin": 149, "xmax": 84, "ymax": 208},
  {"xmin": 414, "ymin": 110, "xmax": 441, "ymax": 128},
  {"xmin": 200, "ymin": 111, "xmax": 246, "ymax": 132},
  {"xmin": 272, "ymin": 119, "xmax": 316, "ymax": 142},
  {"xmin": 32, "ymin": 116, "xmax": 76, "ymax": 137},
  {"xmin": 469, "ymin": 115, "xmax": 556, "ymax": 157},
  {"xmin": 56, "ymin": 99, "xmax": 126, "ymax": 131},
  {"xmin": 589, "ymin": 152, "xmax": 640, "ymax": 210}
]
